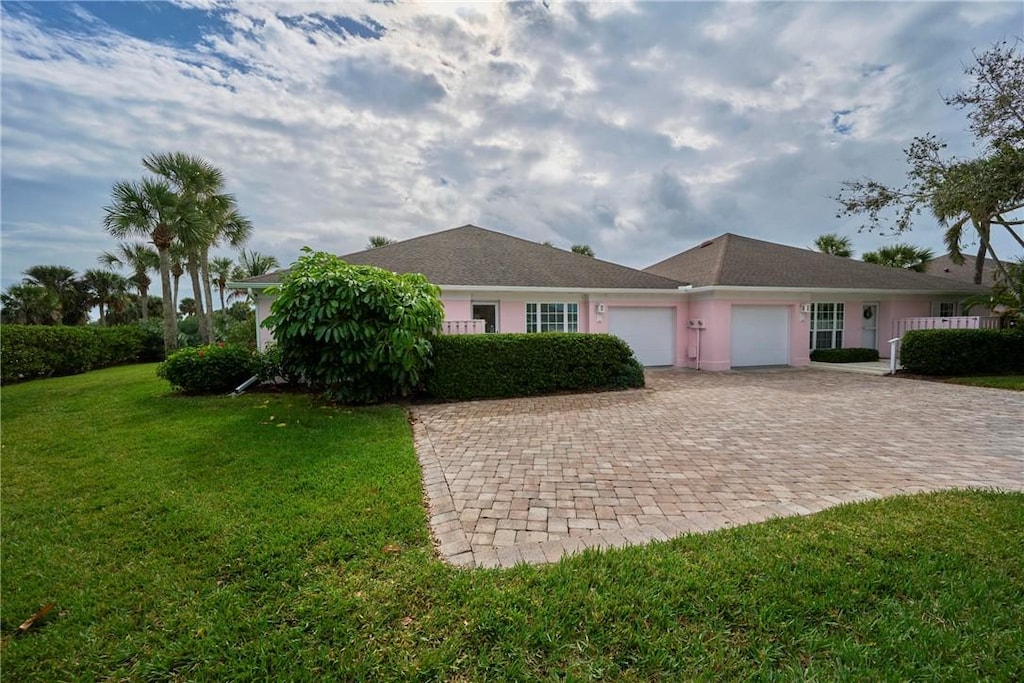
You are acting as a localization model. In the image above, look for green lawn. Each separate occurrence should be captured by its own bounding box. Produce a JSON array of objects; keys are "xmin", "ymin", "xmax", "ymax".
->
[
  {"xmin": 2, "ymin": 365, "xmax": 1022, "ymax": 680},
  {"xmin": 943, "ymin": 375, "xmax": 1024, "ymax": 391}
]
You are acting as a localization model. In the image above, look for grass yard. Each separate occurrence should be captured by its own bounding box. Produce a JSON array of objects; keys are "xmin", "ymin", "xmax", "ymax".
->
[
  {"xmin": 2, "ymin": 365, "xmax": 1023, "ymax": 680},
  {"xmin": 943, "ymin": 375, "xmax": 1024, "ymax": 391}
]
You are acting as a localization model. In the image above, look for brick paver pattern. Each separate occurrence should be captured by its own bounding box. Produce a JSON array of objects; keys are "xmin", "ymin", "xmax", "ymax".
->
[{"xmin": 412, "ymin": 369, "xmax": 1024, "ymax": 568}]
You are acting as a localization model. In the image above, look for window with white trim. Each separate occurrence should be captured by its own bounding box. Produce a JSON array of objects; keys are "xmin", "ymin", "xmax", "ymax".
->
[
  {"xmin": 935, "ymin": 301, "xmax": 959, "ymax": 317},
  {"xmin": 809, "ymin": 303, "xmax": 844, "ymax": 349},
  {"xmin": 526, "ymin": 303, "xmax": 579, "ymax": 332}
]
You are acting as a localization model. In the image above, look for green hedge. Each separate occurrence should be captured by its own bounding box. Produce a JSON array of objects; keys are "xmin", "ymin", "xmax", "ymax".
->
[
  {"xmin": 425, "ymin": 333, "xmax": 645, "ymax": 400},
  {"xmin": 810, "ymin": 347, "xmax": 880, "ymax": 363},
  {"xmin": 1, "ymin": 324, "xmax": 163, "ymax": 384},
  {"xmin": 157, "ymin": 344, "xmax": 259, "ymax": 394},
  {"xmin": 900, "ymin": 328, "xmax": 1024, "ymax": 376}
]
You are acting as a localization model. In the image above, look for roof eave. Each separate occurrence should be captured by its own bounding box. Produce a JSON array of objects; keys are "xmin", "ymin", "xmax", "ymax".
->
[{"xmin": 685, "ymin": 285, "xmax": 987, "ymax": 296}]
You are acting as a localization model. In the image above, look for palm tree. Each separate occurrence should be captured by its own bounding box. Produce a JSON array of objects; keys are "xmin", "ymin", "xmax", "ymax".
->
[
  {"xmin": 230, "ymin": 250, "xmax": 280, "ymax": 303},
  {"xmin": 169, "ymin": 243, "xmax": 187, "ymax": 315},
  {"xmin": 1, "ymin": 284, "xmax": 58, "ymax": 325},
  {"xmin": 81, "ymin": 269, "xmax": 129, "ymax": 326},
  {"xmin": 209, "ymin": 256, "xmax": 235, "ymax": 312},
  {"xmin": 862, "ymin": 244, "xmax": 935, "ymax": 272},
  {"xmin": 99, "ymin": 242, "xmax": 159, "ymax": 322},
  {"xmin": 367, "ymin": 235, "xmax": 395, "ymax": 249},
  {"xmin": 179, "ymin": 297, "xmax": 198, "ymax": 317},
  {"xmin": 232, "ymin": 249, "xmax": 280, "ymax": 279},
  {"xmin": 571, "ymin": 244, "xmax": 595, "ymax": 257},
  {"xmin": 812, "ymin": 233, "xmax": 854, "ymax": 257},
  {"xmin": 199, "ymin": 203, "xmax": 252, "ymax": 337},
  {"xmin": 143, "ymin": 152, "xmax": 226, "ymax": 343},
  {"xmin": 102, "ymin": 178, "xmax": 182, "ymax": 353},
  {"xmin": 932, "ymin": 146, "xmax": 1024, "ymax": 284},
  {"xmin": 22, "ymin": 265, "xmax": 80, "ymax": 324}
]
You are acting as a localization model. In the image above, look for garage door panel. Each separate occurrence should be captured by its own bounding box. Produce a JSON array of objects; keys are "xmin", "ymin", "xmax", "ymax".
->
[
  {"xmin": 608, "ymin": 307, "xmax": 675, "ymax": 366},
  {"xmin": 730, "ymin": 306, "xmax": 790, "ymax": 367}
]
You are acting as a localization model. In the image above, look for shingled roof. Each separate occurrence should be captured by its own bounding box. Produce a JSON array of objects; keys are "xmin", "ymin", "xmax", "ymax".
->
[
  {"xmin": 644, "ymin": 233, "xmax": 988, "ymax": 292},
  {"xmin": 925, "ymin": 254, "xmax": 998, "ymax": 286},
  {"xmin": 239, "ymin": 225, "xmax": 685, "ymax": 290}
]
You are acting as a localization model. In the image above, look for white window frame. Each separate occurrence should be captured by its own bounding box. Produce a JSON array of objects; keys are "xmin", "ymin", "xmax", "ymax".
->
[
  {"xmin": 809, "ymin": 302, "xmax": 844, "ymax": 350},
  {"xmin": 526, "ymin": 302, "xmax": 579, "ymax": 333},
  {"xmin": 934, "ymin": 301, "xmax": 960, "ymax": 317}
]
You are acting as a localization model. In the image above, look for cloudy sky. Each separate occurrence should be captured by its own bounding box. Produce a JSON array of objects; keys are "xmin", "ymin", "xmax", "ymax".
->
[{"xmin": 2, "ymin": 0, "xmax": 1022, "ymax": 298}]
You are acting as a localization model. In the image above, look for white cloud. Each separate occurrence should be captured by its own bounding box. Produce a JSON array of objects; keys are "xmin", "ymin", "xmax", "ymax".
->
[{"xmin": 1, "ymin": 0, "xmax": 1021, "ymax": 295}]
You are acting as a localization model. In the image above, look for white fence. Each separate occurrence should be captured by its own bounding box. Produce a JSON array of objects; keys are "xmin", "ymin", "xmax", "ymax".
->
[
  {"xmin": 889, "ymin": 316, "xmax": 1001, "ymax": 373},
  {"xmin": 441, "ymin": 320, "xmax": 486, "ymax": 335},
  {"xmin": 892, "ymin": 316, "xmax": 999, "ymax": 339}
]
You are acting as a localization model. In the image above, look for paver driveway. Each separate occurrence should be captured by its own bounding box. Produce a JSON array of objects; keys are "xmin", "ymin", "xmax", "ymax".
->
[{"xmin": 411, "ymin": 369, "xmax": 1024, "ymax": 568}]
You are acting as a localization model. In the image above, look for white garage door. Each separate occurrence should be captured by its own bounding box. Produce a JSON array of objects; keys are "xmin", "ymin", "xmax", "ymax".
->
[
  {"xmin": 730, "ymin": 306, "xmax": 790, "ymax": 367},
  {"xmin": 608, "ymin": 307, "xmax": 675, "ymax": 366}
]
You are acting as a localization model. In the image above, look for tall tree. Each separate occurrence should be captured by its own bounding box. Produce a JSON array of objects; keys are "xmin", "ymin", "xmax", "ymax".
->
[
  {"xmin": 81, "ymin": 269, "xmax": 129, "ymax": 326},
  {"xmin": 199, "ymin": 204, "xmax": 252, "ymax": 336},
  {"xmin": 22, "ymin": 265, "xmax": 83, "ymax": 324},
  {"xmin": 99, "ymin": 242, "xmax": 159, "ymax": 322},
  {"xmin": 367, "ymin": 235, "xmax": 395, "ymax": 249},
  {"xmin": 169, "ymin": 243, "xmax": 187, "ymax": 315},
  {"xmin": 1, "ymin": 283, "xmax": 58, "ymax": 325},
  {"xmin": 230, "ymin": 250, "xmax": 280, "ymax": 304},
  {"xmin": 812, "ymin": 233, "xmax": 854, "ymax": 257},
  {"xmin": 834, "ymin": 43, "xmax": 1024, "ymax": 284},
  {"xmin": 103, "ymin": 178, "xmax": 182, "ymax": 353},
  {"xmin": 571, "ymin": 244, "xmax": 595, "ymax": 257},
  {"xmin": 142, "ymin": 152, "xmax": 223, "ymax": 344},
  {"xmin": 209, "ymin": 256, "xmax": 235, "ymax": 312},
  {"xmin": 861, "ymin": 244, "xmax": 935, "ymax": 272},
  {"xmin": 179, "ymin": 297, "xmax": 197, "ymax": 317},
  {"xmin": 944, "ymin": 40, "xmax": 1024, "ymax": 148},
  {"xmin": 232, "ymin": 249, "xmax": 280, "ymax": 279}
]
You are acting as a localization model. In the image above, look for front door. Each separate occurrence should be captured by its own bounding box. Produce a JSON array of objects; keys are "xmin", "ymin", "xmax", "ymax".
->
[
  {"xmin": 472, "ymin": 303, "xmax": 497, "ymax": 333},
  {"xmin": 861, "ymin": 303, "xmax": 878, "ymax": 349}
]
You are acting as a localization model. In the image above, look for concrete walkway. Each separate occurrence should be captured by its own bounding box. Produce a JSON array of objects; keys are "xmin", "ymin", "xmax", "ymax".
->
[
  {"xmin": 411, "ymin": 369, "xmax": 1024, "ymax": 568},
  {"xmin": 808, "ymin": 360, "xmax": 893, "ymax": 376}
]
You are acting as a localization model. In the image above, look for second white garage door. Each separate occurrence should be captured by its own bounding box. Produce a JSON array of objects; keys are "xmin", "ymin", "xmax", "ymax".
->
[
  {"xmin": 730, "ymin": 306, "xmax": 790, "ymax": 367},
  {"xmin": 608, "ymin": 307, "xmax": 675, "ymax": 366}
]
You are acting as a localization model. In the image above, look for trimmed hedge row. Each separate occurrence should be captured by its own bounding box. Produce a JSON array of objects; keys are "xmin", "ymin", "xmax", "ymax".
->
[
  {"xmin": 157, "ymin": 344, "xmax": 259, "ymax": 394},
  {"xmin": 1, "ymin": 324, "xmax": 163, "ymax": 384},
  {"xmin": 810, "ymin": 347, "xmax": 880, "ymax": 363},
  {"xmin": 900, "ymin": 328, "xmax": 1024, "ymax": 376},
  {"xmin": 424, "ymin": 333, "xmax": 645, "ymax": 400}
]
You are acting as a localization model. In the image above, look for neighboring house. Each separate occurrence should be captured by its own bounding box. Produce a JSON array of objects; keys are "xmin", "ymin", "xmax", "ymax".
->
[{"xmin": 232, "ymin": 225, "xmax": 987, "ymax": 370}]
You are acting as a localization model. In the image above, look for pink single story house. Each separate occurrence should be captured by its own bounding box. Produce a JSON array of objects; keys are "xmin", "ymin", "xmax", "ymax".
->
[{"xmin": 233, "ymin": 225, "xmax": 989, "ymax": 370}]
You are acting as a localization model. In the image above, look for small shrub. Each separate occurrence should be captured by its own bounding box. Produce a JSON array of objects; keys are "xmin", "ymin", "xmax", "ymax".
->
[
  {"xmin": 0, "ymin": 324, "xmax": 158, "ymax": 384},
  {"xmin": 425, "ymin": 333, "xmax": 645, "ymax": 400},
  {"xmin": 810, "ymin": 347, "xmax": 880, "ymax": 363},
  {"xmin": 157, "ymin": 343, "xmax": 258, "ymax": 394},
  {"xmin": 900, "ymin": 328, "xmax": 1024, "ymax": 376},
  {"xmin": 263, "ymin": 249, "xmax": 444, "ymax": 404}
]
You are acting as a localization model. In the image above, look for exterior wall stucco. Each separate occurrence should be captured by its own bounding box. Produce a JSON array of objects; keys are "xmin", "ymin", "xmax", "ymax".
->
[{"xmin": 250, "ymin": 289, "xmax": 964, "ymax": 367}]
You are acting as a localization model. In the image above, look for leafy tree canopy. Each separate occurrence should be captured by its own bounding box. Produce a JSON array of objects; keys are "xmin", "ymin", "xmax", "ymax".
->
[
  {"xmin": 571, "ymin": 244, "xmax": 595, "ymax": 257},
  {"xmin": 861, "ymin": 243, "xmax": 934, "ymax": 272},
  {"xmin": 834, "ymin": 42, "xmax": 1024, "ymax": 285},
  {"xmin": 264, "ymin": 249, "xmax": 444, "ymax": 404},
  {"xmin": 812, "ymin": 233, "xmax": 854, "ymax": 258},
  {"xmin": 367, "ymin": 235, "xmax": 396, "ymax": 249}
]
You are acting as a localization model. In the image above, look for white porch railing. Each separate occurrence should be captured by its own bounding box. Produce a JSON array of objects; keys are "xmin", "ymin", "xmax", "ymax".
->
[
  {"xmin": 442, "ymin": 320, "xmax": 486, "ymax": 335},
  {"xmin": 892, "ymin": 316, "xmax": 999, "ymax": 338},
  {"xmin": 888, "ymin": 316, "xmax": 1001, "ymax": 373}
]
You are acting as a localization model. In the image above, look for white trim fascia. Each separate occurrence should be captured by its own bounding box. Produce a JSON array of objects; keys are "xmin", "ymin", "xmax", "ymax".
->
[
  {"xmin": 227, "ymin": 282, "xmax": 685, "ymax": 294},
  {"xmin": 683, "ymin": 285, "xmax": 983, "ymax": 296},
  {"xmin": 436, "ymin": 284, "xmax": 685, "ymax": 294}
]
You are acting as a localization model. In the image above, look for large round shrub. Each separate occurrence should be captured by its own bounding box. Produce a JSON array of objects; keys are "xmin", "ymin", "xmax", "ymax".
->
[
  {"xmin": 263, "ymin": 249, "xmax": 444, "ymax": 404},
  {"xmin": 157, "ymin": 343, "xmax": 258, "ymax": 394}
]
